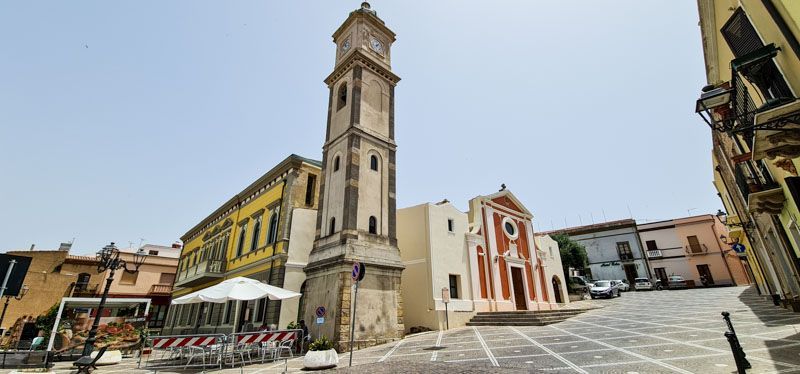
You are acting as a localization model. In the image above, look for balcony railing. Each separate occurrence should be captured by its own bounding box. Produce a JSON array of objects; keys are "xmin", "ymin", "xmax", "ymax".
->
[
  {"xmin": 685, "ymin": 244, "xmax": 709, "ymax": 255},
  {"xmin": 149, "ymin": 283, "xmax": 173, "ymax": 295},
  {"xmin": 175, "ymin": 259, "xmax": 226, "ymax": 287},
  {"xmin": 72, "ymin": 283, "xmax": 98, "ymax": 297},
  {"xmin": 646, "ymin": 250, "xmax": 663, "ymax": 258}
]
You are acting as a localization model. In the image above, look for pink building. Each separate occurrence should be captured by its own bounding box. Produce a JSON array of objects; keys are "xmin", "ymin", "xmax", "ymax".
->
[{"xmin": 639, "ymin": 215, "xmax": 751, "ymax": 287}]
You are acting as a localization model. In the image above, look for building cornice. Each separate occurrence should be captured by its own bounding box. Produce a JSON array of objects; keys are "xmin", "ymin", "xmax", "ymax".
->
[{"xmin": 325, "ymin": 50, "xmax": 400, "ymax": 87}]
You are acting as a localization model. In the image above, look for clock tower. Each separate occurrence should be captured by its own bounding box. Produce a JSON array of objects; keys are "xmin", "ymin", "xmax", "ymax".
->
[{"xmin": 303, "ymin": 2, "xmax": 404, "ymax": 349}]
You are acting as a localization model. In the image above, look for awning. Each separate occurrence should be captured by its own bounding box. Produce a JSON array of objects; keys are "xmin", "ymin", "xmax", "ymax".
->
[{"xmin": 171, "ymin": 276, "xmax": 301, "ymax": 304}]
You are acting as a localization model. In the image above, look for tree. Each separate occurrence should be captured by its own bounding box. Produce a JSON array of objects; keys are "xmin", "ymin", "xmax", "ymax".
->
[{"xmin": 550, "ymin": 233, "xmax": 589, "ymax": 285}]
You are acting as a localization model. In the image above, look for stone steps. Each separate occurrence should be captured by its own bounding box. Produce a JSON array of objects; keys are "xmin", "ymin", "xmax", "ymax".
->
[{"xmin": 466, "ymin": 309, "xmax": 586, "ymax": 327}]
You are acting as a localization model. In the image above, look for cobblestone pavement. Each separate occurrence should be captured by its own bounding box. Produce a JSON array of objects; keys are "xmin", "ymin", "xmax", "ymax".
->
[{"xmin": 35, "ymin": 286, "xmax": 800, "ymax": 373}]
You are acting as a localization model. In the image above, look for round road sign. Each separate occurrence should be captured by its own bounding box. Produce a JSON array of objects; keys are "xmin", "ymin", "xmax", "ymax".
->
[{"xmin": 316, "ymin": 306, "xmax": 326, "ymax": 318}]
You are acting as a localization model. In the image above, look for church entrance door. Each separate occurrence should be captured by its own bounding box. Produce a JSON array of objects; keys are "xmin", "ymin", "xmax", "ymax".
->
[{"xmin": 511, "ymin": 267, "xmax": 527, "ymax": 310}]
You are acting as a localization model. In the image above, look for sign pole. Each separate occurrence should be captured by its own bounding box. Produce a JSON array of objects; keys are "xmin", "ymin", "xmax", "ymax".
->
[
  {"xmin": 349, "ymin": 279, "xmax": 358, "ymax": 367},
  {"xmin": 441, "ymin": 287, "xmax": 450, "ymax": 331}
]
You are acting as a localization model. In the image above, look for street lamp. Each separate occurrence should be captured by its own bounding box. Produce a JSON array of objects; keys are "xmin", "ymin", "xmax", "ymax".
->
[
  {"xmin": 0, "ymin": 285, "xmax": 28, "ymax": 329},
  {"xmin": 715, "ymin": 209, "xmax": 755, "ymax": 230},
  {"xmin": 81, "ymin": 242, "xmax": 147, "ymax": 357},
  {"xmin": 696, "ymin": 84, "xmax": 733, "ymax": 132}
]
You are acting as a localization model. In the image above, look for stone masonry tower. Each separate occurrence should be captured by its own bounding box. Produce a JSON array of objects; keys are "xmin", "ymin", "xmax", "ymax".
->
[{"xmin": 303, "ymin": 2, "xmax": 404, "ymax": 349}]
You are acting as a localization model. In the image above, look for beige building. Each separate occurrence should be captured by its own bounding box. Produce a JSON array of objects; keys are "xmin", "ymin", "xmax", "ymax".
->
[
  {"xmin": 534, "ymin": 235, "xmax": 570, "ymax": 305},
  {"xmin": 398, "ymin": 201, "xmax": 475, "ymax": 331},
  {"xmin": 2, "ymin": 247, "xmax": 102, "ymax": 333}
]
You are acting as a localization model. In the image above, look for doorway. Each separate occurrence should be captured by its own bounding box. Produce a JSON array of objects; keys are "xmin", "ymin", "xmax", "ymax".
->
[
  {"xmin": 623, "ymin": 264, "xmax": 638, "ymax": 285},
  {"xmin": 654, "ymin": 267, "xmax": 668, "ymax": 285},
  {"xmin": 510, "ymin": 267, "xmax": 527, "ymax": 310},
  {"xmin": 696, "ymin": 264, "xmax": 715, "ymax": 286},
  {"xmin": 552, "ymin": 276, "xmax": 563, "ymax": 303}
]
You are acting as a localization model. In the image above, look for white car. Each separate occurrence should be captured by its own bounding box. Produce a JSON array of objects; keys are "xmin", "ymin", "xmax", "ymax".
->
[
  {"xmin": 634, "ymin": 277, "xmax": 653, "ymax": 291},
  {"xmin": 613, "ymin": 280, "xmax": 630, "ymax": 292}
]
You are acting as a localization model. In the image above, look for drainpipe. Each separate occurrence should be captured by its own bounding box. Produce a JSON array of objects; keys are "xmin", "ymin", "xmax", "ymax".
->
[{"xmin": 710, "ymin": 222, "xmax": 737, "ymax": 286}]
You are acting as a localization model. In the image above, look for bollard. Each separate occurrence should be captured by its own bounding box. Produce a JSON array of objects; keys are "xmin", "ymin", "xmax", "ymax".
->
[{"xmin": 722, "ymin": 311, "xmax": 751, "ymax": 373}]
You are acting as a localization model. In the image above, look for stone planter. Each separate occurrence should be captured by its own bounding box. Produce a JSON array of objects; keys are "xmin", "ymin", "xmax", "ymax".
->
[{"xmin": 302, "ymin": 349, "xmax": 338, "ymax": 370}]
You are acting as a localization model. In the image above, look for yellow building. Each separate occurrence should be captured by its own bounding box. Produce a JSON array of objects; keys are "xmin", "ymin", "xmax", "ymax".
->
[
  {"xmin": 164, "ymin": 154, "xmax": 321, "ymax": 334},
  {"xmin": 696, "ymin": 0, "xmax": 800, "ymax": 311}
]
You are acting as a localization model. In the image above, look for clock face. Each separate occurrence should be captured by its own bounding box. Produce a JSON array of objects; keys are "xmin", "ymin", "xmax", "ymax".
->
[
  {"xmin": 369, "ymin": 37, "xmax": 384, "ymax": 54},
  {"xmin": 341, "ymin": 39, "xmax": 351, "ymax": 53}
]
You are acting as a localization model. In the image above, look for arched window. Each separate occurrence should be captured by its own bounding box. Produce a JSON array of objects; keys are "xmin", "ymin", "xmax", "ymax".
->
[
  {"xmin": 250, "ymin": 216, "xmax": 262, "ymax": 251},
  {"xmin": 267, "ymin": 212, "xmax": 279, "ymax": 244},
  {"xmin": 333, "ymin": 156, "xmax": 340, "ymax": 172},
  {"xmin": 370, "ymin": 155, "xmax": 379, "ymax": 171},
  {"xmin": 337, "ymin": 83, "xmax": 347, "ymax": 111},
  {"xmin": 236, "ymin": 224, "xmax": 247, "ymax": 257},
  {"xmin": 76, "ymin": 273, "xmax": 91, "ymax": 291},
  {"xmin": 368, "ymin": 216, "xmax": 377, "ymax": 234},
  {"xmin": 329, "ymin": 217, "xmax": 336, "ymax": 235}
]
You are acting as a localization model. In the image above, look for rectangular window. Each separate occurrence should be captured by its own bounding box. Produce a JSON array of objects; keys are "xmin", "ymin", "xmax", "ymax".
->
[
  {"xmin": 616, "ymin": 241, "xmax": 633, "ymax": 261},
  {"xmin": 645, "ymin": 240, "xmax": 658, "ymax": 251},
  {"xmin": 255, "ymin": 298, "xmax": 266, "ymax": 322},
  {"xmin": 447, "ymin": 218, "xmax": 454, "ymax": 233},
  {"xmin": 159, "ymin": 273, "xmax": 175, "ymax": 285},
  {"xmin": 224, "ymin": 300, "xmax": 234, "ymax": 324},
  {"xmin": 448, "ymin": 274, "xmax": 460, "ymax": 299},
  {"xmin": 120, "ymin": 271, "xmax": 138, "ymax": 285},
  {"xmin": 305, "ymin": 174, "xmax": 317, "ymax": 206},
  {"xmin": 687, "ymin": 236, "xmax": 702, "ymax": 253},
  {"xmin": 206, "ymin": 303, "xmax": 215, "ymax": 324}
]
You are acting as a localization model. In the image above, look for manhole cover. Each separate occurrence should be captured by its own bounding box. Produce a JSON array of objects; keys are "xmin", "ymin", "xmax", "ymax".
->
[{"xmin": 423, "ymin": 346, "xmax": 447, "ymax": 351}]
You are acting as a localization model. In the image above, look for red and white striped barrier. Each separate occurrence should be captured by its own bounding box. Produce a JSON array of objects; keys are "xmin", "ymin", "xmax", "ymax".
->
[
  {"xmin": 233, "ymin": 330, "xmax": 298, "ymax": 345},
  {"xmin": 152, "ymin": 334, "xmax": 223, "ymax": 349}
]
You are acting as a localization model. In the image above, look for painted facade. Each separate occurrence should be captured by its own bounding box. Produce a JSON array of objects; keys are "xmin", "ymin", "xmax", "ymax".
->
[
  {"xmin": 466, "ymin": 190, "xmax": 560, "ymax": 312},
  {"xmin": 697, "ymin": 0, "xmax": 800, "ymax": 310},
  {"xmin": 534, "ymin": 235, "xmax": 571, "ymax": 305},
  {"xmin": 164, "ymin": 154, "xmax": 321, "ymax": 334},
  {"xmin": 545, "ymin": 220, "xmax": 650, "ymax": 284},
  {"xmin": 638, "ymin": 215, "xmax": 750, "ymax": 287}
]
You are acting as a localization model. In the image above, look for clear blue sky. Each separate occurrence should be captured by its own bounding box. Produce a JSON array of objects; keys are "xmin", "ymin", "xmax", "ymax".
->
[{"xmin": 0, "ymin": 1, "xmax": 716, "ymax": 254}]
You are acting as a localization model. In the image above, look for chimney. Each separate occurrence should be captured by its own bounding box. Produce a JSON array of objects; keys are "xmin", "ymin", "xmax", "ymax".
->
[
  {"xmin": 29, "ymin": 244, "xmax": 35, "ymax": 251},
  {"xmin": 58, "ymin": 242, "xmax": 72, "ymax": 252},
  {"xmin": 172, "ymin": 241, "xmax": 183, "ymax": 249}
]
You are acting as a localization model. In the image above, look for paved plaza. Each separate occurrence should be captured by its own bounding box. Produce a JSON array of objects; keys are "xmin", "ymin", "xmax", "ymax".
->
[{"xmin": 40, "ymin": 286, "xmax": 800, "ymax": 373}]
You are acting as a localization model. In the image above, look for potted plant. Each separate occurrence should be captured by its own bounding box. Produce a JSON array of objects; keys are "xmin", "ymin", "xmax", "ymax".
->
[{"xmin": 302, "ymin": 336, "xmax": 338, "ymax": 370}]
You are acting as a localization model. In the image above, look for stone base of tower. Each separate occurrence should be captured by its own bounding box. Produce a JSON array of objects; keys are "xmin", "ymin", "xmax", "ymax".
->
[{"xmin": 303, "ymin": 243, "xmax": 405, "ymax": 352}]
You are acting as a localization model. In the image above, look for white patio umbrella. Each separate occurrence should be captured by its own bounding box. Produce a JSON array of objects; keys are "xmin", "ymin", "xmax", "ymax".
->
[{"xmin": 171, "ymin": 277, "xmax": 301, "ymax": 333}]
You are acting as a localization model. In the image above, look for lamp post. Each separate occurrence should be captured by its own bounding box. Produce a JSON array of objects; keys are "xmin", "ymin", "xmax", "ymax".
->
[
  {"xmin": 81, "ymin": 242, "xmax": 147, "ymax": 357},
  {"xmin": 0, "ymin": 284, "xmax": 28, "ymax": 329}
]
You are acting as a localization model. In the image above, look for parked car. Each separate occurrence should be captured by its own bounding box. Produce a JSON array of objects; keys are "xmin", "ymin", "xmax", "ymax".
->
[
  {"xmin": 590, "ymin": 280, "xmax": 620, "ymax": 299},
  {"xmin": 569, "ymin": 276, "xmax": 592, "ymax": 294},
  {"xmin": 613, "ymin": 280, "xmax": 630, "ymax": 292},
  {"xmin": 634, "ymin": 277, "xmax": 653, "ymax": 291},
  {"xmin": 667, "ymin": 275, "xmax": 688, "ymax": 289}
]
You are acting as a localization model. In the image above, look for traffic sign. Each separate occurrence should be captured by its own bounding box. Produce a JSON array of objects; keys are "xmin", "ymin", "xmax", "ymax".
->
[
  {"xmin": 316, "ymin": 317, "xmax": 324, "ymax": 325},
  {"xmin": 352, "ymin": 262, "xmax": 366, "ymax": 282},
  {"xmin": 315, "ymin": 306, "xmax": 326, "ymax": 318},
  {"xmin": 732, "ymin": 243, "xmax": 746, "ymax": 254}
]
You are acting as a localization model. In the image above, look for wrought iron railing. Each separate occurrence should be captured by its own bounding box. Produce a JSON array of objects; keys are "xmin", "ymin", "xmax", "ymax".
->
[
  {"xmin": 149, "ymin": 284, "xmax": 173, "ymax": 295},
  {"xmin": 176, "ymin": 259, "xmax": 226, "ymax": 282},
  {"xmin": 686, "ymin": 244, "xmax": 709, "ymax": 255}
]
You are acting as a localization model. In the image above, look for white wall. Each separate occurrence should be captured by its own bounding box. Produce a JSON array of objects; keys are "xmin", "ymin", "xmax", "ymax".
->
[
  {"xmin": 280, "ymin": 208, "xmax": 316, "ymax": 328},
  {"xmin": 536, "ymin": 235, "xmax": 570, "ymax": 304}
]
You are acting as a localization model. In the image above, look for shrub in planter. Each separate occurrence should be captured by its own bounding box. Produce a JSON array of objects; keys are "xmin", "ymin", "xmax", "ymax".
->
[{"xmin": 303, "ymin": 336, "xmax": 338, "ymax": 369}]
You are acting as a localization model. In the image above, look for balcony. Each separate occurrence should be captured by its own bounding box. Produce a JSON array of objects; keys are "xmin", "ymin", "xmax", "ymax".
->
[
  {"xmin": 685, "ymin": 244, "xmax": 709, "ymax": 256},
  {"xmin": 149, "ymin": 283, "xmax": 173, "ymax": 295},
  {"xmin": 751, "ymin": 100, "xmax": 800, "ymax": 161},
  {"xmin": 646, "ymin": 250, "xmax": 663, "ymax": 259},
  {"xmin": 72, "ymin": 283, "xmax": 98, "ymax": 297},
  {"xmin": 748, "ymin": 186, "xmax": 785, "ymax": 215},
  {"xmin": 174, "ymin": 259, "xmax": 226, "ymax": 287}
]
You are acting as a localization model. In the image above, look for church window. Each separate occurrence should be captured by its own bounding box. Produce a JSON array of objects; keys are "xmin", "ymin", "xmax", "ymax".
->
[
  {"xmin": 305, "ymin": 174, "xmax": 316, "ymax": 206},
  {"xmin": 370, "ymin": 155, "xmax": 379, "ymax": 171},
  {"xmin": 504, "ymin": 222, "xmax": 515, "ymax": 236},
  {"xmin": 333, "ymin": 156, "xmax": 340, "ymax": 172},
  {"xmin": 267, "ymin": 211, "xmax": 279, "ymax": 244},
  {"xmin": 502, "ymin": 217, "xmax": 519, "ymax": 240},
  {"xmin": 337, "ymin": 83, "xmax": 347, "ymax": 111},
  {"xmin": 329, "ymin": 217, "xmax": 336, "ymax": 235},
  {"xmin": 368, "ymin": 216, "xmax": 377, "ymax": 234},
  {"xmin": 449, "ymin": 274, "xmax": 460, "ymax": 299},
  {"xmin": 447, "ymin": 218, "xmax": 454, "ymax": 233}
]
